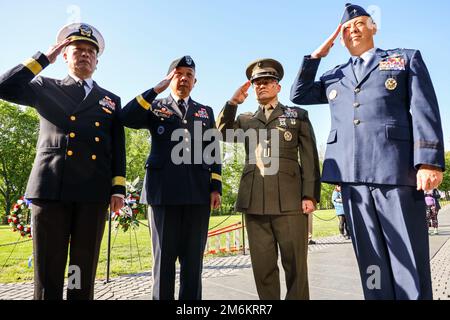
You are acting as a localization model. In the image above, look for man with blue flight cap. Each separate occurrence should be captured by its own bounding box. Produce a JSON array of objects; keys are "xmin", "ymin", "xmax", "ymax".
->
[{"xmin": 290, "ymin": 3, "xmax": 445, "ymax": 300}]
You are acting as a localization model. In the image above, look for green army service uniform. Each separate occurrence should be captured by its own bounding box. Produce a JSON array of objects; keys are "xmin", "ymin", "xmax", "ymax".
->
[{"xmin": 217, "ymin": 69, "xmax": 321, "ymax": 300}]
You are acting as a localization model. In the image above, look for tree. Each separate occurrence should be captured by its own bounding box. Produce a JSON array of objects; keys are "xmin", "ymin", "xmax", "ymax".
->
[
  {"xmin": 319, "ymin": 183, "xmax": 336, "ymax": 210},
  {"xmin": 218, "ymin": 142, "xmax": 245, "ymax": 216},
  {"xmin": 0, "ymin": 101, "xmax": 39, "ymax": 223},
  {"xmin": 125, "ymin": 128, "xmax": 151, "ymax": 183},
  {"xmin": 440, "ymin": 151, "xmax": 450, "ymax": 199}
]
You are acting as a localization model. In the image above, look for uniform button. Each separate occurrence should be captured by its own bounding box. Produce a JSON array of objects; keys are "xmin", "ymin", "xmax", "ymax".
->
[
  {"xmin": 95, "ymin": 137, "xmax": 100, "ymax": 143},
  {"xmin": 183, "ymin": 120, "xmax": 188, "ymax": 124},
  {"xmin": 185, "ymin": 138, "xmax": 189, "ymax": 142},
  {"xmin": 95, "ymin": 122, "xmax": 100, "ymax": 127},
  {"xmin": 69, "ymin": 132, "xmax": 76, "ymax": 138},
  {"xmin": 353, "ymin": 103, "xmax": 360, "ymax": 108},
  {"xmin": 184, "ymin": 129, "xmax": 189, "ymax": 133},
  {"xmin": 70, "ymin": 116, "xmax": 76, "ymax": 121},
  {"xmin": 186, "ymin": 148, "xmax": 190, "ymax": 153},
  {"xmin": 92, "ymin": 155, "xmax": 97, "ymax": 160},
  {"xmin": 354, "ymin": 120, "xmax": 361, "ymax": 126},
  {"xmin": 67, "ymin": 150, "xmax": 73, "ymax": 156},
  {"xmin": 354, "ymin": 88, "xmax": 361, "ymax": 93}
]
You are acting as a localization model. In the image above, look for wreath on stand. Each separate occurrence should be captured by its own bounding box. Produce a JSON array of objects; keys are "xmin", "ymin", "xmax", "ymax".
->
[
  {"xmin": 7, "ymin": 197, "xmax": 32, "ymax": 238},
  {"xmin": 112, "ymin": 178, "xmax": 142, "ymax": 232}
]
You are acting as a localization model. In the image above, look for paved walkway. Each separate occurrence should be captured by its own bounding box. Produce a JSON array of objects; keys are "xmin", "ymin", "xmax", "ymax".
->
[{"xmin": 1, "ymin": 206, "xmax": 449, "ymax": 300}]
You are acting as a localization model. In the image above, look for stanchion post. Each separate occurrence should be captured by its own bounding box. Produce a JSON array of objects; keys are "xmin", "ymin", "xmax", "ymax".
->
[{"xmin": 106, "ymin": 211, "xmax": 112, "ymax": 284}]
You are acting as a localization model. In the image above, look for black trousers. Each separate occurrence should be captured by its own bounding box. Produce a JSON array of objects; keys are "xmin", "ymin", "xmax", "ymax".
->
[
  {"xmin": 338, "ymin": 215, "xmax": 350, "ymax": 236},
  {"xmin": 31, "ymin": 200, "xmax": 108, "ymax": 300},
  {"xmin": 149, "ymin": 205, "xmax": 211, "ymax": 300}
]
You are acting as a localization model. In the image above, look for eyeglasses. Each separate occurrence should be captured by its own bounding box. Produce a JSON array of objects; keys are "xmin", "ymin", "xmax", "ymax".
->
[{"xmin": 252, "ymin": 78, "xmax": 278, "ymax": 87}]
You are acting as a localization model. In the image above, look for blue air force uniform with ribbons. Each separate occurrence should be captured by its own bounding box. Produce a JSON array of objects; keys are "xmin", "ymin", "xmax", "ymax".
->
[
  {"xmin": 290, "ymin": 4, "xmax": 445, "ymax": 300},
  {"xmin": 0, "ymin": 23, "xmax": 126, "ymax": 300},
  {"xmin": 119, "ymin": 56, "xmax": 222, "ymax": 300}
]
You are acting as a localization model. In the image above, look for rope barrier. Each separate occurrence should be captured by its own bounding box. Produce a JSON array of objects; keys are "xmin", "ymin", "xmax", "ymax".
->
[
  {"xmin": 208, "ymin": 214, "xmax": 234, "ymax": 231},
  {"xmin": 0, "ymin": 239, "xmax": 32, "ymax": 248},
  {"xmin": 313, "ymin": 212, "xmax": 338, "ymax": 222}
]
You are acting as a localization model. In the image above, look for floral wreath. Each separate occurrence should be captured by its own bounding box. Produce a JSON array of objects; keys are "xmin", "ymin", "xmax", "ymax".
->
[
  {"xmin": 112, "ymin": 192, "xmax": 140, "ymax": 232},
  {"xmin": 7, "ymin": 197, "xmax": 32, "ymax": 238}
]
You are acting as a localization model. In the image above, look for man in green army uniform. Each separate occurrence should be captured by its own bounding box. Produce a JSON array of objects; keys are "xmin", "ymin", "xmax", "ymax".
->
[{"xmin": 216, "ymin": 59, "xmax": 321, "ymax": 300}]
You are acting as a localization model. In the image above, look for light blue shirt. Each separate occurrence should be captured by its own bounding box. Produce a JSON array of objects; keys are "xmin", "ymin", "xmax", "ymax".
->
[{"xmin": 351, "ymin": 47, "xmax": 378, "ymax": 66}]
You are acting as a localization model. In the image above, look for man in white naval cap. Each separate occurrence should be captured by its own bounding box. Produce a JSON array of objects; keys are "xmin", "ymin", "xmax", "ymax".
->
[{"xmin": 0, "ymin": 23, "xmax": 126, "ymax": 300}]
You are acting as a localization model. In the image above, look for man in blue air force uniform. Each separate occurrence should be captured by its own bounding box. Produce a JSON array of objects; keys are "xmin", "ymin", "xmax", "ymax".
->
[
  {"xmin": 290, "ymin": 3, "xmax": 445, "ymax": 300},
  {"xmin": 120, "ymin": 56, "xmax": 222, "ymax": 300}
]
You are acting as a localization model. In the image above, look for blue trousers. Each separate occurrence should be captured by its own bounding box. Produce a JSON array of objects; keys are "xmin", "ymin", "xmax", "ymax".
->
[{"xmin": 341, "ymin": 184, "xmax": 432, "ymax": 300}]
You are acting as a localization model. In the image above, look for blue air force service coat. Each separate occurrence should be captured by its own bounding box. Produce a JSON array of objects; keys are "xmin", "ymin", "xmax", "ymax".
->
[{"xmin": 290, "ymin": 48, "xmax": 445, "ymax": 186}]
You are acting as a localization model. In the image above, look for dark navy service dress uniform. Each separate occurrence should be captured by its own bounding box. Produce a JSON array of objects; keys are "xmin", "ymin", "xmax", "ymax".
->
[
  {"xmin": 0, "ymin": 52, "xmax": 126, "ymax": 300},
  {"xmin": 120, "ymin": 89, "xmax": 222, "ymax": 300}
]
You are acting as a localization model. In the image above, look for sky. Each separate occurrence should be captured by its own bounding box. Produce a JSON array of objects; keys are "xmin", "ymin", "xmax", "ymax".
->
[{"xmin": 1, "ymin": 0, "xmax": 449, "ymax": 153}]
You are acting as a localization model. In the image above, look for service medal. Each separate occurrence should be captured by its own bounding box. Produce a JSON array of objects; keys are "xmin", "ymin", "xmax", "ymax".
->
[
  {"xmin": 385, "ymin": 78, "xmax": 398, "ymax": 91},
  {"xmin": 284, "ymin": 131, "xmax": 293, "ymax": 142}
]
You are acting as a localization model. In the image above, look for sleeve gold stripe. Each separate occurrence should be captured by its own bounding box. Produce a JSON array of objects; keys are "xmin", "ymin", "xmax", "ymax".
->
[
  {"xmin": 211, "ymin": 173, "xmax": 222, "ymax": 182},
  {"xmin": 112, "ymin": 176, "xmax": 126, "ymax": 186},
  {"xmin": 23, "ymin": 58, "xmax": 43, "ymax": 76},
  {"xmin": 136, "ymin": 95, "xmax": 152, "ymax": 111}
]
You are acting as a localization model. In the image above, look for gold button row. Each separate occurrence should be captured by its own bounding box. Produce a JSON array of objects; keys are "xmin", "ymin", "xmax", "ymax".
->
[{"xmin": 67, "ymin": 151, "xmax": 97, "ymax": 160}]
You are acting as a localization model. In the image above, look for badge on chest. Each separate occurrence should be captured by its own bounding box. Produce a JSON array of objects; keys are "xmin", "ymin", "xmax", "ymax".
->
[
  {"xmin": 153, "ymin": 107, "xmax": 174, "ymax": 119},
  {"xmin": 100, "ymin": 96, "xmax": 116, "ymax": 114},
  {"xmin": 194, "ymin": 108, "xmax": 209, "ymax": 119}
]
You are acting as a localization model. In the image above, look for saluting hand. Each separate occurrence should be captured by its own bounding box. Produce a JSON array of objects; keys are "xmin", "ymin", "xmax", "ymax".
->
[
  {"xmin": 154, "ymin": 69, "xmax": 176, "ymax": 94},
  {"xmin": 45, "ymin": 39, "xmax": 71, "ymax": 64},
  {"xmin": 311, "ymin": 24, "xmax": 342, "ymax": 59},
  {"xmin": 417, "ymin": 165, "xmax": 443, "ymax": 191},
  {"xmin": 230, "ymin": 81, "xmax": 252, "ymax": 106}
]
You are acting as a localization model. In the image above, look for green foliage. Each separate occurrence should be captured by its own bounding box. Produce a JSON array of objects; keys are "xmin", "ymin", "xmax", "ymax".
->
[
  {"xmin": 123, "ymin": 129, "xmax": 151, "ymax": 219},
  {"xmin": 125, "ymin": 128, "xmax": 150, "ymax": 183},
  {"xmin": 319, "ymin": 183, "xmax": 336, "ymax": 210},
  {"xmin": 215, "ymin": 143, "xmax": 245, "ymax": 216},
  {"xmin": 440, "ymin": 152, "xmax": 450, "ymax": 195},
  {"xmin": 0, "ymin": 102, "xmax": 39, "ymax": 223}
]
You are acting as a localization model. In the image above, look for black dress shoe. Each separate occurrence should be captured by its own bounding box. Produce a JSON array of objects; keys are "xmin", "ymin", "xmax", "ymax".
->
[{"xmin": 308, "ymin": 239, "xmax": 316, "ymax": 245}]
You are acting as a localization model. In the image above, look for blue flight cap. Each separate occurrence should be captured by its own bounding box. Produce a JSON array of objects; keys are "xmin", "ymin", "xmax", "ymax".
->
[{"xmin": 340, "ymin": 3, "xmax": 371, "ymax": 25}]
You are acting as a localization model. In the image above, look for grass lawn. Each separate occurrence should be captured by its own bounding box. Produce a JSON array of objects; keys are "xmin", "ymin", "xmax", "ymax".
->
[{"xmin": 0, "ymin": 210, "xmax": 339, "ymax": 283}]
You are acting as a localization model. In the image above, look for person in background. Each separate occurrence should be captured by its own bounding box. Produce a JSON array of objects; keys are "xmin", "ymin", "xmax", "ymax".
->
[
  {"xmin": 332, "ymin": 185, "xmax": 350, "ymax": 239},
  {"xmin": 425, "ymin": 189, "xmax": 440, "ymax": 235}
]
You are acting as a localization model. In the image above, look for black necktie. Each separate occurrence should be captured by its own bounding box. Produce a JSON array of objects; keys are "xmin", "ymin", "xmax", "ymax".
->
[
  {"xmin": 178, "ymin": 99, "xmax": 187, "ymax": 118},
  {"xmin": 74, "ymin": 80, "xmax": 87, "ymax": 103}
]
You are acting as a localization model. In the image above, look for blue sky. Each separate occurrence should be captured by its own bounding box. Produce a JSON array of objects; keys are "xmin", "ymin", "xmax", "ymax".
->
[{"xmin": 1, "ymin": 0, "xmax": 449, "ymax": 152}]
